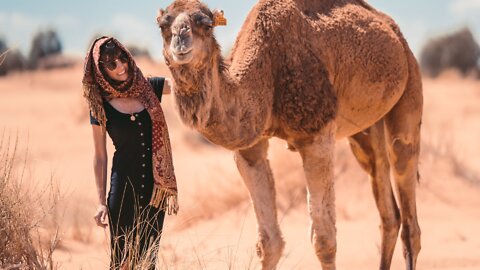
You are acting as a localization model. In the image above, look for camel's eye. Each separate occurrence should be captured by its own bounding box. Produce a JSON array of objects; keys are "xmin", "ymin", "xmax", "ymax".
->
[
  {"xmin": 192, "ymin": 12, "xmax": 212, "ymax": 28},
  {"xmin": 159, "ymin": 15, "xmax": 173, "ymax": 31}
]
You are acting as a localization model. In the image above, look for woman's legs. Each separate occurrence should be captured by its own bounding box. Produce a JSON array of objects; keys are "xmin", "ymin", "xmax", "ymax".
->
[
  {"xmin": 108, "ymin": 193, "xmax": 166, "ymax": 269},
  {"xmin": 107, "ymin": 181, "xmax": 132, "ymax": 270}
]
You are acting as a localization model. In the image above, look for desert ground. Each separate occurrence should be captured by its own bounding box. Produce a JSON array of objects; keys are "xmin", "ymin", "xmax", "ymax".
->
[{"xmin": 0, "ymin": 59, "xmax": 479, "ymax": 269}]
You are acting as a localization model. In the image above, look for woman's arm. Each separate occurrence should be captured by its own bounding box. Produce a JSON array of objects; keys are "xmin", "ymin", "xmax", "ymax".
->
[{"xmin": 91, "ymin": 124, "xmax": 108, "ymax": 227}]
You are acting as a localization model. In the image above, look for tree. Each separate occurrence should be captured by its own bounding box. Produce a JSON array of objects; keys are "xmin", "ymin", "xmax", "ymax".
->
[
  {"xmin": 0, "ymin": 38, "xmax": 26, "ymax": 76},
  {"xmin": 420, "ymin": 27, "xmax": 480, "ymax": 77},
  {"xmin": 27, "ymin": 29, "xmax": 62, "ymax": 69}
]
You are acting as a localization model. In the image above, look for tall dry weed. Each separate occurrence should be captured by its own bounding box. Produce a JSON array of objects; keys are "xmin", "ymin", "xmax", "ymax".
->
[
  {"xmin": 421, "ymin": 128, "xmax": 480, "ymax": 186},
  {"xmin": 106, "ymin": 202, "xmax": 168, "ymax": 270},
  {"xmin": 175, "ymin": 167, "xmax": 249, "ymax": 230},
  {"xmin": 0, "ymin": 50, "xmax": 7, "ymax": 66},
  {"xmin": 0, "ymin": 133, "xmax": 61, "ymax": 269}
]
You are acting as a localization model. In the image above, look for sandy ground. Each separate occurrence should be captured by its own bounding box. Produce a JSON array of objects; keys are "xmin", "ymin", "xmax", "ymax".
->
[{"xmin": 0, "ymin": 61, "xmax": 479, "ymax": 269}]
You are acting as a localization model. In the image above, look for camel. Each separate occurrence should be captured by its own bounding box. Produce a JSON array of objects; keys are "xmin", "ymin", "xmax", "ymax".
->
[{"xmin": 156, "ymin": 0, "xmax": 422, "ymax": 269}]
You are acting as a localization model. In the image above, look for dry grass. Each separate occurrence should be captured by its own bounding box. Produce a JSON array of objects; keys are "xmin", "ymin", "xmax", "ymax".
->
[
  {"xmin": 106, "ymin": 203, "xmax": 178, "ymax": 270},
  {"xmin": 0, "ymin": 50, "xmax": 8, "ymax": 66},
  {"xmin": 421, "ymin": 126, "xmax": 480, "ymax": 186},
  {"xmin": 69, "ymin": 198, "xmax": 94, "ymax": 244},
  {"xmin": 156, "ymin": 227, "xmax": 260, "ymax": 270},
  {"xmin": 0, "ymin": 133, "xmax": 61, "ymax": 269},
  {"xmin": 176, "ymin": 175, "xmax": 249, "ymax": 230}
]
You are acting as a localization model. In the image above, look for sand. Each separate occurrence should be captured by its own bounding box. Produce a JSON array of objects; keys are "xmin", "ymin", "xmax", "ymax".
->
[{"xmin": 0, "ymin": 61, "xmax": 479, "ymax": 269}]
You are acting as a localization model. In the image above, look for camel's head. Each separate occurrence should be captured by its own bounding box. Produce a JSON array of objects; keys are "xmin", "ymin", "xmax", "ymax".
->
[{"xmin": 156, "ymin": 0, "xmax": 226, "ymax": 67}]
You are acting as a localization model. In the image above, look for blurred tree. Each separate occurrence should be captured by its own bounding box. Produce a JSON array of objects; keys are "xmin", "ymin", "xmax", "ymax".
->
[
  {"xmin": 126, "ymin": 45, "xmax": 152, "ymax": 59},
  {"xmin": 0, "ymin": 38, "xmax": 7, "ymax": 67},
  {"xmin": 420, "ymin": 27, "xmax": 480, "ymax": 78},
  {"xmin": 28, "ymin": 29, "xmax": 62, "ymax": 69},
  {"xmin": 0, "ymin": 37, "xmax": 26, "ymax": 76}
]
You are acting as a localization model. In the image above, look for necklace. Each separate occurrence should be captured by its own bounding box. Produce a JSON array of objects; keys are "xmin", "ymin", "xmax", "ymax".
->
[{"xmin": 130, "ymin": 113, "xmax": 136, "ymax": 121}]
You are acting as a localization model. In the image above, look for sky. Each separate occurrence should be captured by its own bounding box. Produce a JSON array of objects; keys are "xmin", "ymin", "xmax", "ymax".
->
[{"xmin": 1, "ymin": 0, "xmax": 480, "ymax": 61}]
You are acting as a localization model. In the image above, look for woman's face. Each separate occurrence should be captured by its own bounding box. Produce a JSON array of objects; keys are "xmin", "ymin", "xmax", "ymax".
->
[{"xmin": 102, "ymin": 57, "xmax": 129, "ymax": 82}]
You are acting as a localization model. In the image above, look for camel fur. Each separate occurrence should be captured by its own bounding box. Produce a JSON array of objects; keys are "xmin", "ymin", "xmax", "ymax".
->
[{"xmin": 156, "ymin": 0, "xmax": 423, "ymax": 269}]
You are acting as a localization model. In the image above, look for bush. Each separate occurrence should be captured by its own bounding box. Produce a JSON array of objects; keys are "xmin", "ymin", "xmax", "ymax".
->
[
  {"xmin": 0, "ymin": 136, "xmax": 60, "ymax": 269},
  {"xmin": 28, "ymin": 30, "xmax": 62, "ymax": 69},
  {"xmin": 0, "ymin": 38, "xmax": 27, "ymax": 76},
  {"xmin": 420, "ymin": 27, "xmax": 480, "ymax": 78},
  {"xmin": 126, "ymin": 45, "xmax": 152, "ymax": 59}
]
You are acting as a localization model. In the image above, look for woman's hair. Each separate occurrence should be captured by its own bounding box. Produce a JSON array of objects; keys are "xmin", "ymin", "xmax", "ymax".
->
[{"xmin": 99, "ymin": 40, "xmax": 125, "ymax": 65}]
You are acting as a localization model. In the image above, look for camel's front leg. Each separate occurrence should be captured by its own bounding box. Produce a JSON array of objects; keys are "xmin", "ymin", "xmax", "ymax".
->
[
  {"xmin": 294, "ymin": 123, "xmax": 337, "ymax": 270},
  {"xmin": 234, "ymin": 139, "xmax": 285, "ymax": 270}
]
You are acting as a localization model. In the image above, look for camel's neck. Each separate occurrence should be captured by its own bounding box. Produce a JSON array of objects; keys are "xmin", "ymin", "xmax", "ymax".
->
[{"xmin": 170, "ymin": 50, "xmax": 264, "ymax": 150}]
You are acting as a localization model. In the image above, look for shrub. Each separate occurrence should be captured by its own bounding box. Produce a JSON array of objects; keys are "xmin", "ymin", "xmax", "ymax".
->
[
  {"xmin": 27, "ymin": 30, "xmax": 62, "ymax": 69},
  {"xmin": 420, "ymin": 27, "xmax": 480, "ymax": 78},
  {"xmin": 0, "ymin": 135, "xmax": 60, "ymax": 269},
  {"xmin": 0, "ymin": 38, "xmax": 26, "ymax": 76},
  {"xmin": 126, "ymin": 45, "xmax": 152, "ymax": 59}
]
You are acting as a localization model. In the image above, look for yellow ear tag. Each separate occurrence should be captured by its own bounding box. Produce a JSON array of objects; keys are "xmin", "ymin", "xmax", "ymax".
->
[{"xmin": 213, "ymin": 10, "xmax": 227, "ymax": 26}]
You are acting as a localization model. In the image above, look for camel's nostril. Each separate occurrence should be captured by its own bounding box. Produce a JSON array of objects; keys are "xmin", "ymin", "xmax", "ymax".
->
[{"xmin": 179, "ymin": 26, "xmax": 191, "ymax": 36}]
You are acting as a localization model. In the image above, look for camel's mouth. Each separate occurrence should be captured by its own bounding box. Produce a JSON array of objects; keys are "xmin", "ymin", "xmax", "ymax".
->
[{"xmin": 171, "ymin": 49, "xmax": 193, "ymax": 64}]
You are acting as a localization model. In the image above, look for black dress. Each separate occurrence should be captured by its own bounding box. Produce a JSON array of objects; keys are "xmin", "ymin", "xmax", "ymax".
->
[{"xmin": 90, "ymin": 77, "xmax": 166, "ymax": 269}]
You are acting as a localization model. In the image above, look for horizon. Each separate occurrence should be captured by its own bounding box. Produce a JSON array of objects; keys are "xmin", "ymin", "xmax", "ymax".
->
[{"xmin": 1, "ymin": 0, "xmax": 480, "ymax": 61}]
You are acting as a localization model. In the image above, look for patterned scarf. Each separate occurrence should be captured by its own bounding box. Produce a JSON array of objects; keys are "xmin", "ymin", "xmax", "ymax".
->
[{"xmin": 82, "ymin": 36, "xmax": 178, "ymax": 215}]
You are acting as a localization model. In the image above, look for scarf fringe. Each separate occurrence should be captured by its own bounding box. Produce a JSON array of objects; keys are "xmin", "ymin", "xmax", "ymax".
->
[
  {"xmin": 149, "ymin": 184, "xmax": 178, "ymax": 215},
  {"xmin": 83, "ymin": 83, "xmax": 107, "ymax": 128}
]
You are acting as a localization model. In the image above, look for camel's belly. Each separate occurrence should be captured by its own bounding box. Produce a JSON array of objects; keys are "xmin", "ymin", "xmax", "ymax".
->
[
  {"xmin": 321, "ymin": 35, "xmax": 409, "ymax": 138},
  {"xmin": 334, "ymin": 74, "xmax": 407, "ymax": 138}
]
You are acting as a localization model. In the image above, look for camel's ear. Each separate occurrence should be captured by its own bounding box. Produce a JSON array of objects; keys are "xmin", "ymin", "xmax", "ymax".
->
[
  {"xmin": 193, "ymin": 12, "xmax": 213, "ymax": 27},
  {"xmin": 212, "ymin": 9, "xmax": 227, "ymax": 27},
  {"xmin": 156, "ymin": 9, "xmax": 165, "ymax": 26}
]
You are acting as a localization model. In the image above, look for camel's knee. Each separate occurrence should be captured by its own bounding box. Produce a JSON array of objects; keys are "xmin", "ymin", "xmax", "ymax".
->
[
  {"xmin": 381, "ymin": 215, "xmax": 401, "ymax": 233},
  {"xmin": 256, "ymin": 235, "xmax": 285, "ymax": 258},
  {"xmin": 380, "ymin": 215, "xmax": 401, "ymax": 243},
  {"xmin": 310, "ymin": 220, "xmax": 337, "ymax": 266},
  {"xmin": 311, "ymin": 230, "xmax": 337, "ymax": 266},
  {"xmin": 256, "ymin": 230, "xmax": 285, "ymax": 268}
]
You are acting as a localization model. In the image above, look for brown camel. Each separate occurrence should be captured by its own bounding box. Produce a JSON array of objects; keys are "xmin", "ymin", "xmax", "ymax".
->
[{"xmin": 156, "ymin": 0, "xmax": 422, "ymax": 269}]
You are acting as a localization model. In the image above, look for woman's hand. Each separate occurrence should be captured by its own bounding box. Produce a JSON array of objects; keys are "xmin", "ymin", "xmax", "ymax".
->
[{"xmin": 93, "ymin": 204, "xmax": 108, "ymax": 228}]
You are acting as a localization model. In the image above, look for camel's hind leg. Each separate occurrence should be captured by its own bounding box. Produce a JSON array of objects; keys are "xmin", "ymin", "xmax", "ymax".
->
[
  {"xmin": 384, "ymin": 72, "xmax": 423, "ymax": 270},
  {"xmin": 234, "ymin": 139, "xmax": 285, "ymax": 270},
  {"xmin": 348, "ymin": 120, "xmax": 400, "ymax": 270},
  {"xmin": 294, "ymin": 122, "xmax": 336, "ymax": 270}
]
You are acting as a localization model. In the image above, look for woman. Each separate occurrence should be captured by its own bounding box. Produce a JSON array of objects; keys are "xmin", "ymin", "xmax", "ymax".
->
[{"xmin": 82, "ymin": 36, "xmax": 178, "ymax": 269}]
